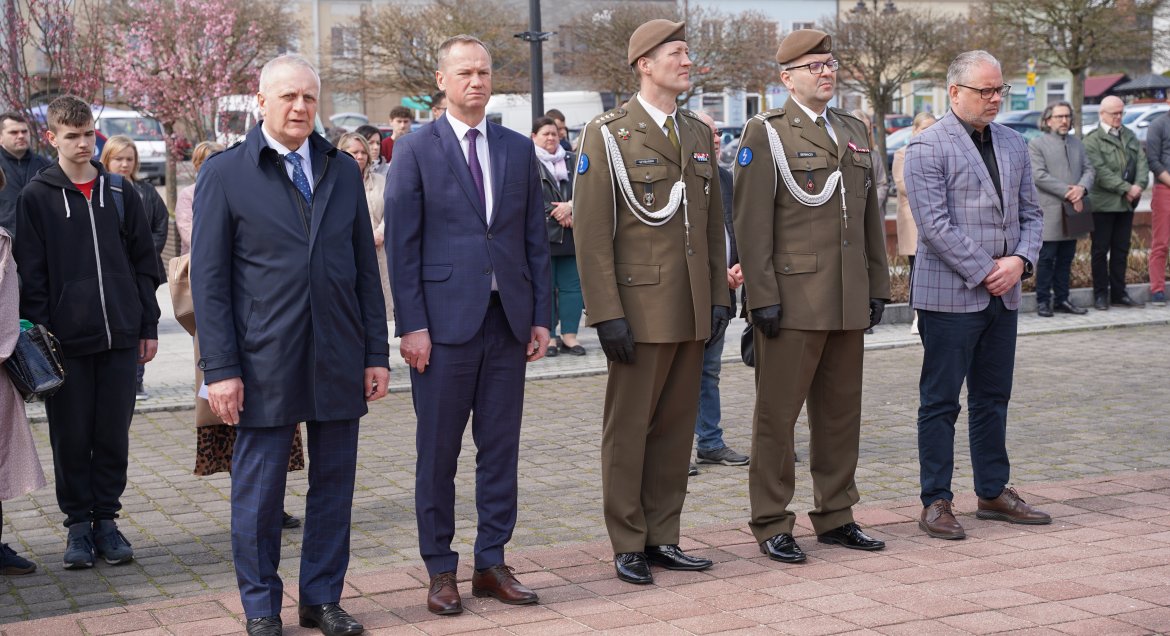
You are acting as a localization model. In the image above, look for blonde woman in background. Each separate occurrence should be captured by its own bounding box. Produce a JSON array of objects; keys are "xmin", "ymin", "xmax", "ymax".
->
[
  {"xmin": 892, "ymin": 112, "xmax": 937, "ymax": 334},
  {"xmin": 175, "ymin": 141, "xmax": 225, "ymax": 255},
  {"xmin": 338, "ymin": 132, "xmax": 393, "ymax": 320}
]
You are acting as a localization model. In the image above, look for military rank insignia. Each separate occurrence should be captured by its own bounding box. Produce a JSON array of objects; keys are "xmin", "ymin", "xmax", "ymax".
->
[
  {"xmin": 692, "ymin": 152, "xmax": 709, "ymax": 163},
  {"xmin": 847, "ymin": 141, "xmax": 870, "ymax": 153}
]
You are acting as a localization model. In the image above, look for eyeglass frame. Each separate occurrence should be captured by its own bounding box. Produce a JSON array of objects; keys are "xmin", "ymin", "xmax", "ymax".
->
[
  {"xmin": 784, "ymin": 58, "xmax": 841, "ymax": 75},
  {"xmin": 955, "ymin": 83, "xmax": 1012, "ymax": 100}
]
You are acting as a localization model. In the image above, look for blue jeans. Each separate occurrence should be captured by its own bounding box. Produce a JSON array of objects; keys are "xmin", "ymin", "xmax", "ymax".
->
[
  {"xmin": 917, "ymin": 297, "xmax": 1016, "ymax": 506},
  {"xmin": 1035, "ymin": 240, "xmax": 1076, "ymax": 305},
  {"xmin": 550, "ymin": 255, "xmax": 582, "ymax": 338},
  {"xmin": 693, "ymin": 331, "xmax": 726, "ymax": 452}
]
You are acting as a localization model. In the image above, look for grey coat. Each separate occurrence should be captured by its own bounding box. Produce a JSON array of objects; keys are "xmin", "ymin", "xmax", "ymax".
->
[{"xmin": 1028, "ymin": 131, "xmax": 1096, "ymax": 241}]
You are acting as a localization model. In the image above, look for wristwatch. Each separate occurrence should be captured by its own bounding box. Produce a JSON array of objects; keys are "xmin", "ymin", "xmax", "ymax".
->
[{"xmin": 1017, "ymin": 255, "xmax": 1034, "ymax": 280}]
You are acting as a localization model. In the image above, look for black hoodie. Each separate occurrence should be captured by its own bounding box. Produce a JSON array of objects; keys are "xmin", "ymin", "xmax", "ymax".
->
[{"xmin": 15, "ymin": 159, "xmax": 162, "ymax": 357}]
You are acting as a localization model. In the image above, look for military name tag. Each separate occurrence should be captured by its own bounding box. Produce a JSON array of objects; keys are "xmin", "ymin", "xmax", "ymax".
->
[
  {"xmin": 635, "ymin": 158, "xmax": 659, "ymax": 166},
  {"xmin": 692, "ymin": 152, "xmax": 710, "ymax": 163},
  {"xmin": 797, "ymin": 151, "xmax": 817, "ymax": 158}
]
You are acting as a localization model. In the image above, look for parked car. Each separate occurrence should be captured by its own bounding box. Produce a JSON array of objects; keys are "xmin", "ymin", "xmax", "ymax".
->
[
  {"xmin": 995, "ymin": 110, "xmax": 1042, "ymax": 126},
  {"xmin": 1001, "ymin": 121, "xmax": 1043, "ymax": 142},
  {"xmin": 92, "ymin": 107, "xmax": 167, "ymax": 184},
  {"xmin": 329, "ymin": 112, "xmax": 369, "ymax": 132},
  {"xmin": 1124, "ymin": 104, "xmax": 1170, "ymax": 144},
  {"xmin": 1080, "ymin": 104, "xmax": 1100, "ymax": 135},
  {"xmin": 884, "ymin": 125, "xmax": 914, "ymax": 171},
  {"xmin": 884, "ymin": 113, "xmax": 912, "ymax": 133}
]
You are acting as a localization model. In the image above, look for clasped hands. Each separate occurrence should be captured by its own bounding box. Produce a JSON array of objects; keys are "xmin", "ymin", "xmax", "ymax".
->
[
  {"xmin": 750, "ymin": 297, "xmax": 885, "ymax": 338},
  {"xmin": 596, "ymin": 306, "xmax": 731, "ymax": 364},
  {"xmin": 207, "ymin": 366, "xmax": 388, "ymax": 426},
  {"xmin": 983, "ymin": 256, "xmax": 1026, "ymax": 297}
]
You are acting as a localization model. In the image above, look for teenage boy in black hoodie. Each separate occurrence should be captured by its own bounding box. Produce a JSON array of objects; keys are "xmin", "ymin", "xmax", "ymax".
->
[{"xmin": 14, "ymin": 95, "xmax": 161, "ymax": 569}]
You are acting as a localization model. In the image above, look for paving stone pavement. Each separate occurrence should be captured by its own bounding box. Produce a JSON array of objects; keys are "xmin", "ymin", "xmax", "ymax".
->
[{"xmin": 2, "ymin": 294, "xmax": 1170, "ymax": 633}]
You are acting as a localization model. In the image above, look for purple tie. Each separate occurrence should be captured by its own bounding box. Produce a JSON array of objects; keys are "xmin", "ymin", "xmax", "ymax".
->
[{"xmin": 466, "ymin": 128, "xmax": 486, "ymax": 209}]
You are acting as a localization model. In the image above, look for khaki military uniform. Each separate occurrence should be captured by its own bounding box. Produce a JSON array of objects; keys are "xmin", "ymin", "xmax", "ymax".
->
[
  {"xmin": 574, "ymin": 96, "xmax": 729, "ymax": 553},
  {"xmin": 732, "ymin": 97, "xmax": 891, "ymax": 541}
]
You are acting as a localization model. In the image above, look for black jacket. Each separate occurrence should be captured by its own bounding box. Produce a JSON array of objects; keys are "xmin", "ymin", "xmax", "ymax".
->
[
  {"xmin": 0, "ymin": 146, "xmax": 54, "ymax": 235},
  {"xmin": 134, "ymin": 179, "xmax": 170, "ymax": 277},
  {"xmin": 15, "ymin": 160, "xmax": 162, "ymax": 357}
]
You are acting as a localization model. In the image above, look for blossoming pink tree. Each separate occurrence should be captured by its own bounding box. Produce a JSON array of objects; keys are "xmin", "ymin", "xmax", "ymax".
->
[{"xmin": 105, "ymin": 0, "xmax": 288, "ymax": 208}]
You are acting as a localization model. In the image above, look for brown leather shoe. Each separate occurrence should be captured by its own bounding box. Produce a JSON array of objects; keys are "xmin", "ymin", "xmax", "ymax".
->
[
  {"xmin": 471, "ymin": 564, "xmax": 538, "ymax": 605},
  {"xmin": 976, "ymin": 487, "xmax": 1052, "ymax": 525},
  {"xmin": 427, "ymin": 572, "xmax": 462, "ymax": 615},
  {"xmin": 919, "ymin": 499, "xmax": 966, "ymax": 539}
]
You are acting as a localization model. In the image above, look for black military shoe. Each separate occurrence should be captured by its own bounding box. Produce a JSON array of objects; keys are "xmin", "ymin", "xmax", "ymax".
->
[
  {"xmin": 614, "ymin": 552, "xmax": 653, "ymax": 584},
  {"xmin": 816, "ymin": 523, "xmax": 886, "ymax": 551},
  {"xmin": 644, "ymin": 544, "xmax": 713, "ymax": 571},
  {"xmin": 759, "ymin": 533, "xmax": 806, "ymax": 563},
  {"xmin": 298, "ymin": 603, "xmax": 364, "ymax": 636}
]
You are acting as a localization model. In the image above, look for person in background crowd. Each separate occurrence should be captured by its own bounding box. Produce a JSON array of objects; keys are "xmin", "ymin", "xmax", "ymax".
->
[
  {"xmin": 545, "ymin": 108, "xmax": 573, "ymax": 152},
  {"xmin": 0, "ymin": 166, "xmax": 48, "ymax": 576},
  {"xmin": 339, "ymin": 132, "xmax": 393, "ymax": 321},
  {"xmin": 1084, "ymin": 95, "xmax": 1148, "ymax": 310},
  {"xmin": 689, "ymin": 110, "xmax": 749, "ymax": 477},
  {"xmin": 1028, "ymin": 101, "xmax": 1094, "ymax": 317},
  {"xmin": 355, "ymin": 125, "xmax": 388, "ymax": 177},
  {"xmin": 101, "ymin": 135, "xmax": 169, "ymax": 401},
  {"xmin": 532, "ymin": 116, "xmax": 583, "ymax": 358},
  {"xmin": 892, "ymin": 112, "xmax": 936, "ymax": 334},
  {"xmin": 1144, "ymin": 98, "xmax": 1170, "ymax": 307},
  {"xmin": 850, "ymin": 110, "xmax": 890, "ymax": 209},
  {"xmin": 430, "ymin": 91, "xmax": 447, "ymax": 121},
  {"xmin": 905, "ymin": 50, "xmax": 1050, "ymax": 541},
  {"xmin": 379, "ymin": 105, "xmax": 415, "ymax": 165},
  {"xmin": 0, "ymin": 111, "xmax": 54, "ymax": 236},
  {"xmin": 16, "ymin": 95, "xmax": 162, "ymax": 570},
  {"xmin": 175, "ymin": 141, "xmax": 225, "ymax": 256}
]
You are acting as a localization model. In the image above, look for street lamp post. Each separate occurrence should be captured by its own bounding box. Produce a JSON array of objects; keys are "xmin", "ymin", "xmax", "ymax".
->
[
  {"xmin": 851, "ymin": 0, "xmax": 897, "ymax": 15},
  {"xmin": 515, "ymin": 0, "xmax": 555, "ymax": 122}
]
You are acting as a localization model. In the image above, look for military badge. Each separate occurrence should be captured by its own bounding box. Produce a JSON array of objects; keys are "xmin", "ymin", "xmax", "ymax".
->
[
  {"xmin": 847, "ymin": 141, "xmax": 870, "ymax": 153},
  {"xmin": 637, "ymin": 122, "xmax": 647, "ymax": 130},
  {"xmin": 577, "ymin": 153, "xmax": 589, "ymax": 174},
  {"xmin": 617, "ymin": 127, "xmax": 630, "ymax": 140},
  {"xmin": 807, "ymin": 178, "xmax": 816, "ymax": 192},
  {"xmin": 737, "ymin": 147, "xmax": 753, "ymax": 167},
  {"xmin": 692, "ymin": 152, "xmax": 709, "ymax": 163},
  {"xmin": 643, "ymin": 192, "xmax": 655, "ymax": 206}
]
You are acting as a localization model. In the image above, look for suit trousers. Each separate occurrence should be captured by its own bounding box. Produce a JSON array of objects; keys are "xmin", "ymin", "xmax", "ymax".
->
[
  {"xmin": 1035, "ymin": 240, "xmax": 1077, "ymax": 305},
  {"xmin": 602, "ymin": 341, "xmax": 703, "ymax": 553},
  {"xmin": 44, "ymin": 348, "xmax": 137, "ymax": 527},
  {"xmin": 413, "ymin": 298, "xmax": 527, "ymax": 577},
  {"xmin": 917, "ymin": 296, "xmax": 1016, "ymax": 506},
  {"xmin": 748, "ymin": 329, "xmax": 862, "ymax": 541},
  {"xmin": 1090, "ymin": 211, "xmax": 1134, "ymax": 300},
  {"xmin": 231, "ymin": 419, "xmax": 359, "ymax": 619}
]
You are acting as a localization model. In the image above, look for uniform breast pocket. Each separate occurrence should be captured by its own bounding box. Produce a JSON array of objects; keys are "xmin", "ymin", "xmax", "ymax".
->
[
  {"xmin": 849, "ymin": 152, "xmax": 873, "ymax": 199},
  {"xmin": 691, "ymin": 163, "xmax": 713, "ymax": 208},
  {"xmin": 625, "ymin": 164, "xmax": 673, "ymax": 209}
]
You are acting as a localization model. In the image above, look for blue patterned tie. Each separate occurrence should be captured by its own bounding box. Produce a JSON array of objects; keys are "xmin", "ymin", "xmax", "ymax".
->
[{"xmin": 283, "ymin": 152, "xmax": 312, "ymax": 204}]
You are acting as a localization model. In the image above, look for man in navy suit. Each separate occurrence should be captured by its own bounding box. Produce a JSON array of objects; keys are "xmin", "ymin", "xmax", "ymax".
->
[
  {"xmin": 192, "ymin": 54, "xmax": 389, "ymax": 636},
  {"xmin": 385, "ymin": 35, "xmax": 551, "ymax": 616}
]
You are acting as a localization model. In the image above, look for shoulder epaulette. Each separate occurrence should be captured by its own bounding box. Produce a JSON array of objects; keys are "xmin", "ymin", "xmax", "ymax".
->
[
  {"xmin": 752, "ymin": 107, "xmax": 785, "ymax": 122},
  {"xmin": 829, "ymin": 107, "xmax": 862, "ymax": 124},
  {"xmin": 593, "ymin": 108, "xmax": 628, "ymax": 126}
]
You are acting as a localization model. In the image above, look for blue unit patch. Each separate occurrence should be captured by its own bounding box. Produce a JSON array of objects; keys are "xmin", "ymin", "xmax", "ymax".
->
[
  {"xmin": 737, "ymin": 147, "xmax": 753, "ymax": 167},
  {"xmin": 578, "ymin": 153, "xmax": 589, "ymax": 174}
]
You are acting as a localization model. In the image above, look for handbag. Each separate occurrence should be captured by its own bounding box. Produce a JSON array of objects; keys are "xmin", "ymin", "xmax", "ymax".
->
[
  {"xmin": 168, "ymin": 254, "xmax": 197, "ymax": 336},
  {"xmin": 547, "ymin": 214, "xmax": 565, "ymax": 244},
  {"xmin": 1062, "ymin": 200, "xmax": 1094, "ymax": 236},
  {"xmin": 4, "ymin": 323, "xmax": 66, "ymax": 402}
]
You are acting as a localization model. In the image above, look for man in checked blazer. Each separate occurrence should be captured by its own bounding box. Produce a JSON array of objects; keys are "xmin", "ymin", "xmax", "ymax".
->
[{"xmin": 905, "ymin": 50, "xmax": 1051, "ymax": 541}]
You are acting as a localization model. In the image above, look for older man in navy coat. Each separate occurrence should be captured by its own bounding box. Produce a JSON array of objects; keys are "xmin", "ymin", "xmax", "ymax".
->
[
  {"xmin": 192, "ymin": 54, "xmax": 389, "ymax": 636},
  {"xmin": 385, "ymin": 35, "xmax": 551, "ymax": 616}
]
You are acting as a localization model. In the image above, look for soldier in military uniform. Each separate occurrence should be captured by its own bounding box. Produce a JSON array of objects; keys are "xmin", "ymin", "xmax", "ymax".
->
[
  {"xmin": 573, "ymin": 19, "xmax": 731, "ymax": 585},
  {"xmin": 732, "ymin": 29, "xmax": 892, "ymax": 564}
]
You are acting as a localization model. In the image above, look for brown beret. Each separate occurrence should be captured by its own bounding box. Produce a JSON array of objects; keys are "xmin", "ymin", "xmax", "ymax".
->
[
  {"xmin": 628, "ymin": 19, "xmax": 686, "ymax": 66},
  {"xmin": 776, "ymin": 29, "xmax": 832, "ymax": 65}
]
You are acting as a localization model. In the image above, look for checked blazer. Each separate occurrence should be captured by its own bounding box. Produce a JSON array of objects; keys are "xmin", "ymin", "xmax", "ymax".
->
[{"xmin": 904, "ymin": 112, "xmax": 1043, "ymax": 312}]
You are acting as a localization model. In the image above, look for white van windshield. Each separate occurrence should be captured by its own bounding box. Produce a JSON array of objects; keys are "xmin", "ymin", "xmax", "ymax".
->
[{"xmin": 101, "ymin": 117, "xmax": 164, "ymax": 141}]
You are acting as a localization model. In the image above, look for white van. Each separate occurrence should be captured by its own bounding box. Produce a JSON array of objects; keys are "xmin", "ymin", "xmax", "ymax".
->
[
  {"xmin": 92, "ymin": 107, "xmax": 167, "ymax": 183},
  {"xmin": 485, "ymin": 91, "xmax": 604, "ymax": 135}
]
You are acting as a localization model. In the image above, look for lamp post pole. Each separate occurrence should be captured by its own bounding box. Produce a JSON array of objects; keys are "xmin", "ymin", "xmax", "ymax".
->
[{"xmin": 515, "ymin": 0, "xmax": 554, "ymax": 122}]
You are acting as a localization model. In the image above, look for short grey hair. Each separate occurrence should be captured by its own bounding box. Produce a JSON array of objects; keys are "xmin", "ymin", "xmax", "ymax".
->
[
  {"xmin": 946, "ymin": 50, "xmax": 1000, "ymax": 89},
  {"xmin": 1039, "ymin": 100, "xmax": 1073, "ymax": 133},
  {"xmin": 259, "ymin": 54, "xmax": 320, "ymax": 94},
  {"xmin": 437, "ymin": 35, "xmax": 492, "ymax": 71}
]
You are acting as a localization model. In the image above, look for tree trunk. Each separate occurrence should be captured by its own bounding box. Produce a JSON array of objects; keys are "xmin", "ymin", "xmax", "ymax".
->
[
  {"xmin": 164, "ymin": 121, "xmax": 177, "ymax": 213},
  {"xmin": 1071, "ymin": 68, "xmax": 1087, "ymax": 137}
]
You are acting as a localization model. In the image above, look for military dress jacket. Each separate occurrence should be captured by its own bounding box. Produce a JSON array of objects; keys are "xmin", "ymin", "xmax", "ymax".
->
[
  {"xmin": 732, "ymin": 97, "xmax": 890, "ymax": 332},
  {"xmin": 573, "ymin": 96, "xmax": 729, "ymax": 343}
]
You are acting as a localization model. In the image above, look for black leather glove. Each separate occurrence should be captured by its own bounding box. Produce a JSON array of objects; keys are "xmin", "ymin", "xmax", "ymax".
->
[
  {"xmin": 750, "ymin": 304, "xmax": 782, "ymax": 339},
  {"xmin": 868, "ymin": 298, "xmax": 886, "ymax": 329},
  {"xmin": 596, "ymin": 317, "xmax": 635, "ymax": 364},
  {"xmin": 706, "ymin": 305, "xmax": 732, "ymax": 348}
]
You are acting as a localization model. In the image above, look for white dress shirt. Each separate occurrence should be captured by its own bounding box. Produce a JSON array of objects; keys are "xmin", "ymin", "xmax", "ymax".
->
[
  {"xmin": 791, "ymin": 97, "xmax": 837, "ymax": 145},
  {"xmin": 444, "ymin": 113, "xmax": 494, "ymax": 225},
  {"xmin": 261, "ymin": 125, "xmax": 313, "ymax": 193},
  {"xmin": 636, "ymin": 93, "xmax": 680, "ymax": 151}
]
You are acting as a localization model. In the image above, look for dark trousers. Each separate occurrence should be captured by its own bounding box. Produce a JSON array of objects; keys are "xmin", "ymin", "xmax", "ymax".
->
[
  {"xmin": 1036, "ymin": 239, "xmax": 1077, "ymax": 305},
  {"xmin": 917, "ymin": 297, "xmax": 1016, "ymax": 506},
  {"xmin": 412, "ymin": 298, "xmax": 527, "ymax": 576},
  {"xmin": 231, "ymin": 419, "xmax": 359, "ymax": 619},
  {"xmin": 44, "ymin": 348, "xmax": 137, "ymax": 527},
  {"xmin": 1090, "ymin": 211, "xmax": 1134, "ymax": 300}
]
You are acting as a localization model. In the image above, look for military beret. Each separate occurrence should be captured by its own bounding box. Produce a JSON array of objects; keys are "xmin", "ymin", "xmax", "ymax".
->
[
  {"xmin": 776, "ymin": 29, "xmax": 832, "ymax": 65},
  {"xmin": 627, "ymin": 19, "xmax": 686, "ymax": 66}
]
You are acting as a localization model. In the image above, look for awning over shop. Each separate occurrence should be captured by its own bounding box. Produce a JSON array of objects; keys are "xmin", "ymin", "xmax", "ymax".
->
[
  {"xmin": 400, "ymin": 96, "xmax": 431, "ymax": 111},
  {"xmin": 1084, "ymin": 73, "xmax": 1128, "ymax": 98}
]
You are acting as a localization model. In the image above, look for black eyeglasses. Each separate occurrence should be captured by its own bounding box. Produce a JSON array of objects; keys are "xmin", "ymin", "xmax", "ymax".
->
[
  {"xmin": 956, "ymin": 84, "xmax": 1011, "ymax": 100},
  {"xmin": 1049, "ymin": 114, "xmax": 1071, "ymax": 120},
  {"xmin": 786, "ymin": 59, "xmax": 840, "ymax": 75}
]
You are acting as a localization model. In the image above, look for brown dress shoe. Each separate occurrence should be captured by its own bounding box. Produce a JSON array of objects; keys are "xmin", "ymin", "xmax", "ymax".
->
[
  {"xmin": 471, "ymin": 564, "xmax": 538, "ymax": 605},
  {"xmin": 920, "ymin": 499, "xmax": 966, "ymax": 539},
  {"xmin": 427, "ymin": 572, "xmax": 463, "ymax": 615},
  {"xmin": 976, "ymin": 487, "xmax": 1052, "ymax": 525}
]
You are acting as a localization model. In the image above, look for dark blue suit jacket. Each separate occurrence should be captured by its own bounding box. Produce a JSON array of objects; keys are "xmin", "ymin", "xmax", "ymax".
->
[
  {"xmin": 191, "ymin": 125, "xmax": 390, "ymax": 427},
  {"xmin": 385, "ymin": 115, "xmax": 551, "ymax": 344}
]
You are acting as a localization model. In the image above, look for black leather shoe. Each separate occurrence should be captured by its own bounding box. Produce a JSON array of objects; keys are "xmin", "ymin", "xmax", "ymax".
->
[
  {"xmin": 644, "ymin": 544, "xmax": 713, "ymax": 571},
  {"xmin": 614, "ymin": 552, "xmax": 653, "ymax": 584},
  {"xmin": 282, "ymin": 511, "xmax": 301, "ymax": 529},
  {"xmin": 1037, "ymin": 301, "xmax": 1053, "ymax": 317},
  {"xmin": 1113, "ymin": 294, "xmax": 1143, "ymax": 308},
  {"xmin": 759, "ymin": 533, "xmax": 806, "ymax": 563},
  {"xmin": 298, "ymin": 603, "xmax": 364, "ymax": 636},
  {"xmin": 245, "ymin": 616, "xmax": 282, "ymax": 636},
  {"xmin": 816, "ymin": 523, "xmax": 886, "ymax": 551},
  {"xmin": 1094, "ymin": 294, "xmax": 1109, "ymax": 310},
  {"xmin": 558, "ymin": 338, "xmax": 586, "ymax": 356},
  {"xmin": 1053, "ymin": 300, "xmax": 1087, "ymax": 315}
]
